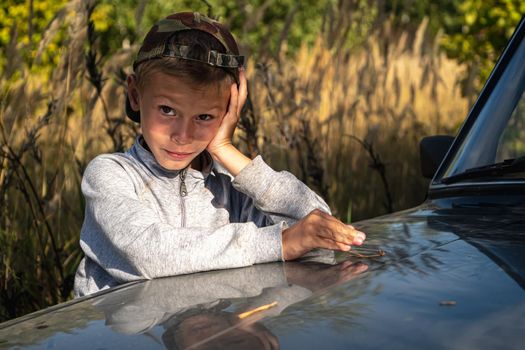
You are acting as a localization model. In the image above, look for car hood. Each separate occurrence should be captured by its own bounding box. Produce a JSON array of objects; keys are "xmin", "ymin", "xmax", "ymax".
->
[{"xmin": 1, "ymin": 199, "xmax": 525, "ymax": 349}]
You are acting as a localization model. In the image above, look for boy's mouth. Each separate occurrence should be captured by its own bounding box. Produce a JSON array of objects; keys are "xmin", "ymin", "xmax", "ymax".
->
[{"xmin": 164, "ymin": 149, "xmax": 194, "ymax": 160}]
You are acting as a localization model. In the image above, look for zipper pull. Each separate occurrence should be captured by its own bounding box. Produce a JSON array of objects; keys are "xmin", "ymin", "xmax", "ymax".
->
[{"xmin": 179, "ymin": 169, "xmax": 188, "ymax": 197}]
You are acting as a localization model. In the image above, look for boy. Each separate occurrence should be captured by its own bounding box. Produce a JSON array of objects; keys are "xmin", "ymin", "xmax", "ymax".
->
[{"xmin": 74, "ymin": 12, "xmax": 366, "ymax": 297}]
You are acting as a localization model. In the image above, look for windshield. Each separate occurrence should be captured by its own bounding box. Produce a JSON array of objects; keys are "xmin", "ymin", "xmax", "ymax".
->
[
  {"xmin": 440, "ymin": 27, "xmax": 525, "ymax": 182},
  {"xmin": 496, "ymin": 93, "xmax": 525, "ymax": 162}
]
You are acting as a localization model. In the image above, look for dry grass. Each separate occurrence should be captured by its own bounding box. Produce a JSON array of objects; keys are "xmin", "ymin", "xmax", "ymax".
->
[
  {"xmin": 0, "ymin": 0, "xmax": 136, "ymax": 320},
  {"xmin": 245, "ymin": 18, "xmax": 468, "ymax": 220},
  {"xmin": 0, "ymin": 5, "xmax": 468, "ymax": 321}
]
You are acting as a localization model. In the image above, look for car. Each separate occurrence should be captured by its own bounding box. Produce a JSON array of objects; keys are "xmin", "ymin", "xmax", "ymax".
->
[{"xmin": 1, "ymin": 15, "xmax": 525, "ymax": 350}]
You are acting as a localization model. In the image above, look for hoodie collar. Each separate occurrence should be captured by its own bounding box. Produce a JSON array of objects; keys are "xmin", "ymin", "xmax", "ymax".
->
[{"xmin": 128, "ymin": 135, "xmax": 214, "ymax": 180}]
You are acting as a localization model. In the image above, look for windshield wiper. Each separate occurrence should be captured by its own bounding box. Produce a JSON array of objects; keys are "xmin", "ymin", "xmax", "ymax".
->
[{"xmin": 441, "ymin": 156, "xmax": 525, "ymax": 184}]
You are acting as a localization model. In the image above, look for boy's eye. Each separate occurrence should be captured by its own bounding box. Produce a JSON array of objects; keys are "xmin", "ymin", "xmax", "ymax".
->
[
  {"xmin": 159, "ymin": 105, "xmax": 176, "ymax": 116},
  {"xmin": 197, "ymin": 114, "xmax": 214, "ymax": 121}
]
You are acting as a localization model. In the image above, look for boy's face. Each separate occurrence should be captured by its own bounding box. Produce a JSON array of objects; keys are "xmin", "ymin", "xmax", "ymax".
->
[{"xmin": 128, "ymin": 70, "xmax": 230, "ymax": 170}]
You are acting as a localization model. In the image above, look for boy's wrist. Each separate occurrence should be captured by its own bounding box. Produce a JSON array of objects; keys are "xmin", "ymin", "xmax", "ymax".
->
[{"xmin": 209, "ymin": 143, "xmax": 251, "ymax": 177}]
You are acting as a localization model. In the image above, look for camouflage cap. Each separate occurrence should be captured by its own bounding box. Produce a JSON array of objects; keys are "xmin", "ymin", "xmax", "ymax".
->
[{"xmin": 133, "ymin": 12, "xmax": 244, "ymax": 70}]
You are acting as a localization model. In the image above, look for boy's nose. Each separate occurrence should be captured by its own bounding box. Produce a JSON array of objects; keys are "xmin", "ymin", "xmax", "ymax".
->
[{"xmin": 170, "ymin": 118, "xmax": 194, "ymax": 144}]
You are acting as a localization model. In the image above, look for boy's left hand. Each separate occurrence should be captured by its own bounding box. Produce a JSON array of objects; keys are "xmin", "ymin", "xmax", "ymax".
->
[{"xmin": 207, "ymin": 69, "xmax": 248, "ymax": 155}]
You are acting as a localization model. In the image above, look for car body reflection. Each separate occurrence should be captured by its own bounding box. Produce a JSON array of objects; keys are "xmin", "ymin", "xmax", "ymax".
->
[
  {"xmin": 1, "ymin": 203, "xmax": 524, "ymax": 349},
  {"xmin": 93, "ymin": 256, "xmax": 367, "ymax": 350}
]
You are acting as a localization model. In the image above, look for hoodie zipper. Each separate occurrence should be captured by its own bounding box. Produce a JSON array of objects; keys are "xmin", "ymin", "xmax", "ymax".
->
[{"xmin": 179, "ymin": 168, "xmax": 188, "ymax": 227}]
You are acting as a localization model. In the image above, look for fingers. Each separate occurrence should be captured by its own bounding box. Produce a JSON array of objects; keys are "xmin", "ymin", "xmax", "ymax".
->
[
  {"xmin": 224, "ymin": 82, "xmax": 239, "ymax": 125},
  {"xmin": 236, "ymin": 68, "xmax": 248, "ymax": 116},
  {"xmin": 283, "ymin": 210, "xmax": 368, "ymax": 260},
  {"xmin": 340, "ymin": 261, "xmax": 368, "ymax": 274},
  {"xmin": 337, "ymin": 261, "xmax": 368, "ymax": 283},
  {"xmin": 305, "ymin": 209, "xmax": 366, "ymax": 249},
  {"xmin": 333, "ymin": 224, "xmax": 365, "ymax": 245},
  {"xmin": 320, "ymin": 219, "xmax": 366, "ymax": 246},
  {"xmin": 351, "ymin": 228, "xmax": 366, "ymax": 245},
  {"xmin": 224, "ymin": 69, "xmax": 247, "ymax": 125},
  {"xmin": 320, "ymin": 237, "xmax": 352, "ymax": 251}
]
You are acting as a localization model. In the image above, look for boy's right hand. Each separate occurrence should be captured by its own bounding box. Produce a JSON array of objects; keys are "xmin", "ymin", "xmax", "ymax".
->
[{"xmin": 282, "ymin": 209, "xmax": 366, "ymax": 261}]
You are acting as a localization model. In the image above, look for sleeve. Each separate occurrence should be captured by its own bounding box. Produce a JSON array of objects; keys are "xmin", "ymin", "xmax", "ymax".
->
[
  {"xmin": 79, "ymin": 156, "xmax": 284, "ymax": 284},
  {"xmin": 231, "ymin": 155, "xmax": 331, "ymax": 227}
]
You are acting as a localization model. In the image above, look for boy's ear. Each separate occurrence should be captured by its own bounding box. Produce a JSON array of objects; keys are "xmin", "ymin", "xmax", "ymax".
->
[
  {"xmin": 127, "ymin": 75, "xmax": 140, "ymax": 110},
  {"xmin": 126, "ymin": 74, "xmax": 141, "ymax": 123}
]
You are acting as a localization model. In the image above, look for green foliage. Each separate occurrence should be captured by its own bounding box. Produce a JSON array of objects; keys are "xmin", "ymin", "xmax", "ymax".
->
[
  {"xmin": 83, "ymin": 0, "xmax": 344, "ymax": 60},
  {"xmin": 214, "ymin": 0, "xmax": 378, "ymax": 55},
  {"xmin": 440, "ymin": 0, "xmax": 525, "ymax": 85},
  {"xmin": 2, "ymin": 0, "xmax": 523, "ymax": 86},
  {"xmin": 1, "ymin": 0, "xmax": 380, "ymax": 79},
  {"xmin": 0, "ymin": 0, "xmax": 68, "ymax": 73},
  {"xmin": 378, "ymin": 0, "xmax": 524, "ymax": 89},
  {"xmin": 86, "ymin": 0, "xmax": 206, "ymax": 58},
  {"xmin": 381, "ymin": 0, "xmax": 457, "ymax": 34}
]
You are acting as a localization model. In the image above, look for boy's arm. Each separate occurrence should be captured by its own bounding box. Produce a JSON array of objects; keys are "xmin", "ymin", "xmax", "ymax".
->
[
  {"xmin": 206, "ymin": 69, "xmax": 251, "ymax": 177},
  {"xmin": 208, "ymin": 70, "xmax": 366, "ymax": 261},
  {"xmin": 208, "ymin": 69, "xmax": 330, "ymax": 223},
  {"xmin": 232, "ymin": 155, "xmax": 331, "ymax": 225},
  {"xmin": 230, "ymin": 155, "xmax": 364, "ymax": 261},
  {"xmin": 80, "ymin": 156, "xmax": 284, "ymax": 283}
]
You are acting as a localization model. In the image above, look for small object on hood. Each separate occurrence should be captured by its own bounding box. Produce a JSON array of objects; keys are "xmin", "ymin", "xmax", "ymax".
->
[
  {"xmin": 346, "ymin": 247, "xmax": 386, "ymax": 258},
  {"xmin": 238, "ymin": 301, "xmax": 278, "ymax": 319}
]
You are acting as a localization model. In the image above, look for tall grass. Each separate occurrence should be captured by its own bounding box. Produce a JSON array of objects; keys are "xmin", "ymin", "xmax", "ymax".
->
[
  {"xmin": 246, "ymin": 17, "xmax": 468, "ymax": 220},
  {"xmin": 0, "ymin": 0, "xmax": 136, "ymax": 321},
  {"xmin": 0, "ymin": 4, "xmax": 468, "ymax": 321}
]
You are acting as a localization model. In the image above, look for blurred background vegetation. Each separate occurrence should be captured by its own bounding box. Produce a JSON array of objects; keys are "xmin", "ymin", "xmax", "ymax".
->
[{"xmin": 0, "ymin": 0, "xmax": 523, "ymax": 322}]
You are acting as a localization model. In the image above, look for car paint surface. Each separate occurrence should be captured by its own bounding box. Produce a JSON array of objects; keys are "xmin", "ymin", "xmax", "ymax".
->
[{"xmin": 1, "ymin": 196, "xmax": 524, "ymax": 349}]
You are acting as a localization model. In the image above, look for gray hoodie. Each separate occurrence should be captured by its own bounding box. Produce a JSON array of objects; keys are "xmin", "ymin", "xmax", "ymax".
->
[{"xmin": 74, "ymin": 136, "xmax": 330, "ymax": 296}]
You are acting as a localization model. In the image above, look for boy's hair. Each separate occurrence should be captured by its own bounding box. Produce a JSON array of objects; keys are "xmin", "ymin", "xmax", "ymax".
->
[{"xmin": 126, "ymin": 12, "xmax": 245, "ymax": 123}]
